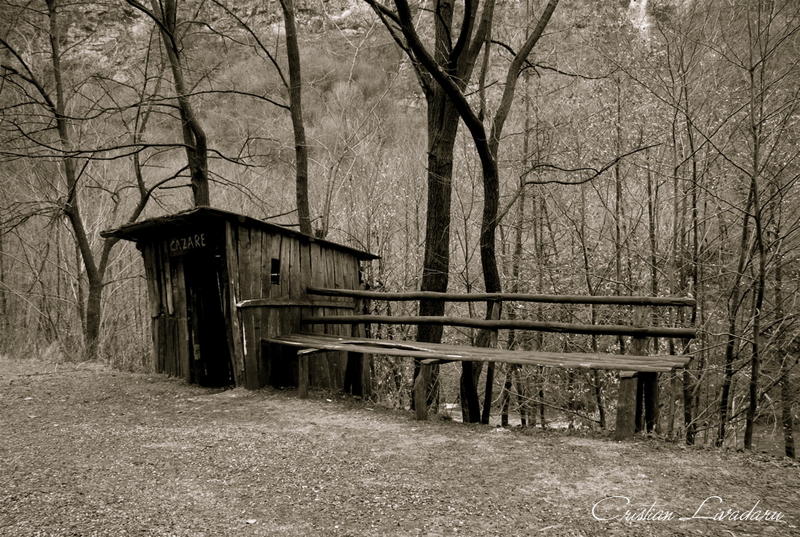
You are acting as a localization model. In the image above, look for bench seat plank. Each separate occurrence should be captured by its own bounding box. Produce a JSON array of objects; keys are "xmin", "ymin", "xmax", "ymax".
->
[{"xmin": 264, "ymin": 333, "xmax": 691, "ymax": 373}]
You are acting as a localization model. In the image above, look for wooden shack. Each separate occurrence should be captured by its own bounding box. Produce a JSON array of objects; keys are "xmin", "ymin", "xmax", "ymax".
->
[{"xmin": 102, "ymin": 207, "xmax": 378, "ymax": 391}]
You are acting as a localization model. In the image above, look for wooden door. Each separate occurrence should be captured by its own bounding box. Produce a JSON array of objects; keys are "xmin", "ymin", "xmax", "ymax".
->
[{"xmin": 184, "ymin": 249, "xmax": 233, "ymax": 387}]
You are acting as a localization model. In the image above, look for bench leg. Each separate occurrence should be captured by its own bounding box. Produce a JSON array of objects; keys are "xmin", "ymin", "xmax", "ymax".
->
[
  {"xmin": 297, "ymin": 352, "xmax": 310, "ymax": 398},
  {"xmin": 414, "ymin": 364, "xmax": 430, "ymax": 420},
  {"xmin": 361, "ymin": 353, "xmax": 372, "ymax": 398},
  {"xmin": 636, "ymin": 376, "xmax": 644, "ymax": 432},
  {"xmin": 615, "ymin": 372, "xmax": 637, "ymax": 440}
]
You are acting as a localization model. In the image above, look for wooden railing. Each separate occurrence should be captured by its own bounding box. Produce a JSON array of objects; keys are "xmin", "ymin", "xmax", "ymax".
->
[
  {"xmin": 297, "ymin": 286, "xmax": 696, "ymax": 438},
  {"xmin": 305, "ymin": 287, "xmax": 696, "ymax": 339},
  {"xmin": 307, "ymin": 287, "xmax": 696, "ymax": 307},
  {"xmin": 301, "ymin": 314, "xmax": 696, "ymax": 339}
]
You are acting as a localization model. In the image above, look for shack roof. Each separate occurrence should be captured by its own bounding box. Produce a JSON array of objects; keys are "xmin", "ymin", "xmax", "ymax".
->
[{"xmin": 101, "ymin": 207, "xmax": 379, "ymax": 260}]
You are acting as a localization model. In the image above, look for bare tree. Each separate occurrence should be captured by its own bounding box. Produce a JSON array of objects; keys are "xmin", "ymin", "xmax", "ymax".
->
[
  {"xmin": 126, "ymin": 0, "xmax": 211, "ymax": 207},
  {"xmin": 0, "ymin": 1, "xmax": 174, "ymax": 357},
  {"xmin": 279, "ymin": 0, "xmax": 312, "ymax": 235},
  {"xmin": 370, "ymin": 0, "xmax": 560, "ymax": 422},
  {"xmin": 366, "ymin": 0, "xmax": 496, "ymax": 420}
]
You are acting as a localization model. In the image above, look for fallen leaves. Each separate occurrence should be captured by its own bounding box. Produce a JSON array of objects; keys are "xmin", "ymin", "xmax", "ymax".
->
[{"xmin": 0, "ymin": 358, "xmax": 798, "ymax": 537}]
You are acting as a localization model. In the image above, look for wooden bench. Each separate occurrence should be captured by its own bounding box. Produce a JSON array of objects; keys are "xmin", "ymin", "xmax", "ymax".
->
[
  {"xmin": 265, "ymin": 333, "xmax": 690, "ymax": 372},
  {"xmin": 262, "ymin": 287, "xmax": 696, "ymax": 440}
]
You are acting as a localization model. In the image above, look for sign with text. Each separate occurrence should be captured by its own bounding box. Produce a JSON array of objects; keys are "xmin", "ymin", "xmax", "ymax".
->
[{"xmin": 168, "ymin": 232, "xmax": 209, "ymax": 256}]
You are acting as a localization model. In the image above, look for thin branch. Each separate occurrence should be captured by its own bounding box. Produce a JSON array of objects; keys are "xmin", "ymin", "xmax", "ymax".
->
[
  {"xmin": 207, "ymin": 0, "xmax": 289, "ymax": 87},
  {"xmin": 490, "ymin": 39, "xmax": 617, "ymax": 80},
  {"xmin": 522, "ymin": 144, "xmax": 660, "ymax": 186}
]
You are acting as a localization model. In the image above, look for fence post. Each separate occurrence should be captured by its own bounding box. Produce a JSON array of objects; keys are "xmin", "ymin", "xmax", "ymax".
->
[{"xmin": 615, "ymin": 371, "xmax": 637, "ymax": 440}]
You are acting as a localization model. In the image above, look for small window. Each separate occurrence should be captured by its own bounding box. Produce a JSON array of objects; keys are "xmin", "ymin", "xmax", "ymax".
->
[{"xmin": 270, "ymin": 258, "xmax": 281, "ymax": 285}]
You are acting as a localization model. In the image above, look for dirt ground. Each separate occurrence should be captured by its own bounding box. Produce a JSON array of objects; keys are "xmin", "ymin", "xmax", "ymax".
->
[{"xmin": 1, "ymin": 357, "xmax": 798, "ymax": 537}]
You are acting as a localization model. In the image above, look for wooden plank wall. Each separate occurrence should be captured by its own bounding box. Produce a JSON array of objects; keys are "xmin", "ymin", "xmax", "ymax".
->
[
  {"xmin": 301, "ymin": 243, "xmax": 359, "ymax": 388},
  {"xmin": 171, "ymin": 253, "xmax": 190, "ymax": 381},
  {"xmin": 234, "ymin": 224, "xmax": 283, "ymax": 389},
  {"xmin": 224, "ymin": 222, "xmax": 246, "ymax": 386},
  {"xmin": 141, "ymin": 238, "xmax": 190, "ymax": 382},
  {"xmin": 239, "ymin": 226, "xmax": 259, "ymax": 388},
  {"xmin": 141, "ymin": 243, "xmax": 162, "ymax": 375},
  {"xmin": 258, "ymin": 230, "xmax": 275, "ymax": 387},
  {"xmin": 304, "ymin": 241, "xmax": 333, "ymax": 387},
  {"xmin": 232, "ymin": 221, "xmax": 363, "ymax": 391}
]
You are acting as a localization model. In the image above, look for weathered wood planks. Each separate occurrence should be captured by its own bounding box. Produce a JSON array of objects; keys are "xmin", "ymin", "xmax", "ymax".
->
[
  {"xmin": 116, "ymin": 209, "xmax": 372, "ymax": 392},
  {"xmin": 264, "ymin": 333, "xmax": 691, "ymax": 373},
  {"xmin": 238, "ymin": 298, "xmax": 356, "ymax": 308},
  {"xmin": 228, "ymin": 226, "xmax": 364, "ymax": 391},
  {"xmin": 301, "ymin": 314, "xmax": 697, "ymax": 339},
  {"xmin": 224, "ymin": 222, "xmax": 245, "ymax": 385},
  {"xmin": 307, "ymin": 287, "xmax": 696, "ymax": 307}
]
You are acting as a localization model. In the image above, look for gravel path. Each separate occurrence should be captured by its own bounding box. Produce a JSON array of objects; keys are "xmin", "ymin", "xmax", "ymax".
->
[{"xmin": 1, "ymin": 358, "xmax": 798, "ymax": 537}]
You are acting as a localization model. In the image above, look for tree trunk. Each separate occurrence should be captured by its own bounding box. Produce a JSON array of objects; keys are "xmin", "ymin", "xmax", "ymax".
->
[
  {"xmin": 413, "ymin": 85, "xmax": 460, "ymax": 418},
  {"xmin": 279, "ymin": 0, "xmax": 312, "ymax": 235},
  {"xmin": 84, "ymin": 280, "xmax": 104, "ymax": 359},
  {"xmin": 717, "ymin": 189, "xmax": 754, "ymax": 447},
  {"xmin": 480, "ymin": 301, "xmax": 500, "ymax": 424},
  {"xmin": 0, "ymin": 231, "xmax": 7, "ymax": 340},
  {"xmin": 46, "ymin": 0, "xmax": 103, "ymax": 359},
  {"xmin": 645, "ymin": 144, "xmax": 663, "ymax": 436},
  {"xmin": 682, "ymin": 79, "xmax": 700, "ymax": 445},
  {"xmin": 144, "ymin": 0, "xmax": 210, "ymax": 207},
  {"xmin": 775, "ymin": 238, "xmax": 795, "ymax": 458},
  {"xmin": 772, "ymin": 178, "xmax": 795, "ymax": 458},
  {"xmin": 384, "ymin": 0, "xmax": 558, "ymax": 421},
  {"xmin": 743, "ymin": 42, "xmax": 769, "ymax": 450},
  {"xmin": 500, "ymin": 365, "xmax": 512, "ymax": 426},
  {"xmin": 613, "ymin": 77, "xmax": 626, "ymax": 354},
  {"xmin": 781, "ymin": 358, "xmax": 796, "ymax": 458},
  {"xmin": 578, "ymin": 182, "xmax": 605, "ymax": 429},
  {"xmin": 501, "ymin": 48, "xmax": 531, "ymax": 427}
]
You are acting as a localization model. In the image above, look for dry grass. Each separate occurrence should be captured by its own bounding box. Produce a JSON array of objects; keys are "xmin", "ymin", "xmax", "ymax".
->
[{"xmin": 1, "ymin": 357, "xmax": 798, "ymax": 537}]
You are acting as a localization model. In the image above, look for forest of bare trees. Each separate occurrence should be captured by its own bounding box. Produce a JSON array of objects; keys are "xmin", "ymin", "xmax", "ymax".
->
[{"xmin": 1, "ymin": 0, "xmax": 798, "ymax": 456}]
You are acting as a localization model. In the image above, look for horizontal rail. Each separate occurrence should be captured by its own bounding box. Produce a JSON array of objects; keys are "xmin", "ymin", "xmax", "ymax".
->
[
  {"xmin": 307, "ymin": 287, "xmax": 695, "ymax": 307},
  {"xmin": 237, "ymin": 298, "xmax": 354, "ymax": 309},
  {"xmin": 301, "ymin": 315, "xmax": 697, "ymax": 339}
]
